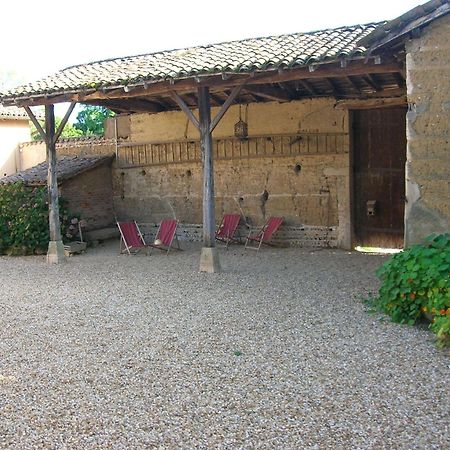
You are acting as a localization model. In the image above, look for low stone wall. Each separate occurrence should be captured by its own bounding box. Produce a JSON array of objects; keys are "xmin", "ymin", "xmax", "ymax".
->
[{"xmin": 137, "ymin": 222, "xmax": 337, "ymax": 248}]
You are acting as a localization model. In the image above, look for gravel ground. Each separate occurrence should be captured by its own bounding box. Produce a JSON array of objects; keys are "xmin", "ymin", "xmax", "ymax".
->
[{"xmin": 0, "ymin": 241, "xmax": 448, "ymax": 449}]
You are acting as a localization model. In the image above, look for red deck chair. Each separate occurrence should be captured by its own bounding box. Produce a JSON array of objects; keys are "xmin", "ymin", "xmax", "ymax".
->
[
  {"xmin": 244, "ymin": 217, "xmax": 284, "ymax": 251},
  {"xmin": 215, "ymin": 214, "xmax": 241, "ymax": 248},
  {"xmin": 117, "ymin": 221, "xmax": 148, "ymax": 255},
  {"xmin": 148, "ymin": 219, "xmax": 182, "ymax": 255}
]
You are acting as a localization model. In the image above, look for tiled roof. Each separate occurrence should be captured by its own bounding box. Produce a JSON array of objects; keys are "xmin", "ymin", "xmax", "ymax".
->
[
  {"xmin": 0, "ymin": 105, "xmax": 44, "ymax": 120},
  {"xmin": 1, "ymin": 23, "xmax": 381, "ymax": 101},
  {"xmin": 0, "ymin": 155, "xmax": 113, "ymax": 185}
]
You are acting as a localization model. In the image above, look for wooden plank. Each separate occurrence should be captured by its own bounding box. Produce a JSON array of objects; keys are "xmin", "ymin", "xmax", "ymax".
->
[
  {"xmin": 45, "ymin": 105, "xmax": 62, "ymax": 243},
  {"xmin": 53, "ymin": 102, "xmax": 76, "ymax": 144},
  {"xmin": 335, "ymin": 96, "xmax": 407, "ymax": 109},
  {"xmin": 7, "ymin": 60, "xmax": 403, "ymax": 107},
  {"xmin": 198, "ymin": 86, "xmax": 216, "ymax": 247},
  {"xmin": 209, "ymin": 84, "xmax": 244, "ymax": 133},
  {"xmin": 243, "ymin": 85, "xmax": 291, "ymax": 102},
  {"xmin": 24, "ymin": 106, "xmax": 45, "ymax": 140},
  {"xmin": 170, "ymin": 91, "xmax": 200, "ymax": 129}
]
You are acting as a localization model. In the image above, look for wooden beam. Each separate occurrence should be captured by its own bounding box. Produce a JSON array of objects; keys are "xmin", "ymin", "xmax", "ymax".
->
[
  {"xmin": 277, "ymin": 82, "xmax": 297, "ymax": 98},
  {"xmin": 297, "ymin": 79, "xmax": 319, "ymax": 96},
  {"xmin": 335, "ymin": 96, "xmax": 407, "ymax": 109},
  {"xmin": 198, "ymin": 86, "xmax": 215, "ymax": 247},
  {"xmin": 7, "ymin": 60, "xmax": 403, "ymax": 107},
  {"xmin": 45, "ymin": 105, "xmax": 65, "ymax": 263},
  {"xmin": 53, "ymin": 102, "xmax": 76, "ymax": 144},
  {"xmin": 243, "ymin": 85, "xmax": 291, "ymax": 102},
  {"xmin": 170, "ymin": 91, "xmax": 199, "ymax": 129},
  {"xmin": 325, "ymin": 78, "xmax": 340, "ymax": 97},
  {"xmin": 393, "ymin": 72, "xmax": 406, "ymax": 89},
  {"xmin": 210, "ymin": 84, "xmax": 244, "ymax": 133},
  {"xmin": 346, "ymin": 76, "xmax": 362, "ymax": 95},
  {"xmin": 364, "ymin": 74, "xmax": 382, "ymax": 92},
  {"xmin": 24, "ymin": 106, "xmax": 45, "ymax": 140}
]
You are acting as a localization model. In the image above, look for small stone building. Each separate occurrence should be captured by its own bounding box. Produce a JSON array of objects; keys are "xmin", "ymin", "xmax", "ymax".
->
[{"xmin": 0, "ymin": 155, "xmax": 115, "ymax": 231}]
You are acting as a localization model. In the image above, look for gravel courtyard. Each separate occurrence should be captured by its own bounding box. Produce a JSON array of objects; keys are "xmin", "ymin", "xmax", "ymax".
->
[{"xmin": 0, "ymin": 241, "xmax": 448, "ymax": 449}]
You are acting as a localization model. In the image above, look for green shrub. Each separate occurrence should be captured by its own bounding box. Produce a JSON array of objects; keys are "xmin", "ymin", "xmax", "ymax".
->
[
  {"xmin": 372, "ymin": 233, "xmax": 450, "ymax": 347},
  {"xmin": 0, "ymin": 182, "xmax": 76, "ymax": 255}
]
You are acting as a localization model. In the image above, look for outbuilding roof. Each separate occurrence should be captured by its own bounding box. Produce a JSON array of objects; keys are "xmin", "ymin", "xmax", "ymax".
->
[
  {"xmin": 0, "ymin": 23, "xmax": 380, "ymax": 102},
  {"xmin": 0, "ymin": 155, "xmax": 113, "ymax": 186}
]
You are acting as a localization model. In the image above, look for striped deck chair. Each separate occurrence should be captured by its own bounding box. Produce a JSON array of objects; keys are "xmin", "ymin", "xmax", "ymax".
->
[
  {"xmin": 215, "ymin": 214, "xmax": 241, "ymax": 248},
  {"xmin": 117, "ymin": 221, "xmax": 148, "ymax": 255},
  {"xmin": 148, "ymin": 219, "xmax": 182, "ymax": 255},
  {"xmin": 244, "ymin": 217, "xmax": 284, "ymax": 251}
]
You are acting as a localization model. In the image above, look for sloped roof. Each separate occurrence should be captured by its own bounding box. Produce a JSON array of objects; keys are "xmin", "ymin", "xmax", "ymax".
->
[
  {"xmin": 0, "ymin": 105, "xmax": 44, "ymax": 120},
  {"xmin": 1, "ymin": 23, "xmax": 380, "ymax": 102},
  {"xmin": 359, "ymin": 0, "xmax": 449, "ymax": 50},
  {"xmin": 0, "ymin": 155, "xmax": 113, "ymax": 185}
]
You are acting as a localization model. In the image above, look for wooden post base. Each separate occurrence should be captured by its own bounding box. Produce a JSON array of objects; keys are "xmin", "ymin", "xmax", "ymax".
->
[
  {"xmin": 47, "ymin": 240, "xmax": 66, "ymax": 264},
  {"xmin": 199, "ymin": 247, "xmax": 221, "ymax": 273}
]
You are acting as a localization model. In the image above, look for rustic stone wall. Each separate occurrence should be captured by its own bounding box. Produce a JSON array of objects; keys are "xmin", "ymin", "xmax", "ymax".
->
[
  {"xmin": 405, "ymin": 13, "xmax": 450, "ymax": 245},
  {"xmin": 113, "ymin": 98, "xmax": 352, "ymax": 248},
  {"xmin": 60, "ymin": 164, "xmax": 115, "ymax": 231}
]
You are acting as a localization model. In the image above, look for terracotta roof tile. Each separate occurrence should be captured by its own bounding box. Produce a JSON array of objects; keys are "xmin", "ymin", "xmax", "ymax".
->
[
  {"xmin": 1, "ymin": 23, "xmax": 381, "ymax": 101},
  {"xmin": 0, "ymin": 155, "xmax": 113, "ymax": 185}
]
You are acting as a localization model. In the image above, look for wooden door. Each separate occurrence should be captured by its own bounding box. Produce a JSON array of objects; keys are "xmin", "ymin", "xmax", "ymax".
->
[{"xmin": 352, "ymin": 108, "xmax": 406, "ymax": 248}]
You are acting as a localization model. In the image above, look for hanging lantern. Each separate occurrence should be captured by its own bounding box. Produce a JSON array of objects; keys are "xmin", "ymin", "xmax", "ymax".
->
[{"xmin": 234, "ymin": 104, "xmax": 248, "ymax": 139}]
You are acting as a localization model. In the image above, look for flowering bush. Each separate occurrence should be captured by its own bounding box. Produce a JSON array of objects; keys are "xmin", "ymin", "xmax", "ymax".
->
[
  {"xmin": 373, "ymin": 233, "xmax": 450, "ymax": 348},
  {"xmin": 0, "ymin": 182, "xmax": 77, "ymax": 255}
]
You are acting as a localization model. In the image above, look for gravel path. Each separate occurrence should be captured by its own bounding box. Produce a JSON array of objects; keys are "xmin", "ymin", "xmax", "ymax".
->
[{"xmin": 0, "ymin": 242, "xmax": 448, "ymax": 449}]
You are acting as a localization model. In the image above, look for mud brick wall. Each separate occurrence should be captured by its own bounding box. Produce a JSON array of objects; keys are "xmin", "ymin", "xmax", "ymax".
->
[
  {"xmin": 113, "ymin": 98, "xmax": 352, "ymax": 248},
  {"xmin": 60, "ymin": 164, "xmax": 115, "ymax": 231},
  {"xmin": 405, "ymin": 13, "xmax": 450, "ymax": 245}
]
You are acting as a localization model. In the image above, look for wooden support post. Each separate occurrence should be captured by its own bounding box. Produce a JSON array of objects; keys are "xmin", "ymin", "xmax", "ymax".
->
[
  {"xmin": 198, "ymin": 86, "xmax": 221, "ymax": 273},
  {"xmin": 45, "ymin": 104, "xmax": 65, "ymax": 263}
]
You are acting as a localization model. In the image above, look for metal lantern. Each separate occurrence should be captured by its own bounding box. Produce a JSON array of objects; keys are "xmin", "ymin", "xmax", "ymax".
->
[{"xmin": 234, "ymin": 104, "xmax": 248, "ymax": 139}]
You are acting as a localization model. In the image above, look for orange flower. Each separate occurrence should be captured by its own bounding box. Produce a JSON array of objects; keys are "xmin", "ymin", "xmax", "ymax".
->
[
  {"xmin": 440, "ymin": 309, "xmax": 446, "ymax": 315},
  {"xmin": 409, "ymin": 293, "xmax": 416, "ymax": 300}
]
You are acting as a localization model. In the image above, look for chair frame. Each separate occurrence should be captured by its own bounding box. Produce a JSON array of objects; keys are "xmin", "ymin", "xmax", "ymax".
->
[
  {"xmin": 117, "ymin": 220, "xmax": 149, "ymax": 255},
  {"xmin": 147, "ymin": 219, "xmax": 182, "ymax": 255},
  {"xmin": 244, "ymin": 217, "xmax": 284, "ymax": 251},
  {"xmin": 215, "ymin": 214, "xmax": 242, "ymax": 249}
]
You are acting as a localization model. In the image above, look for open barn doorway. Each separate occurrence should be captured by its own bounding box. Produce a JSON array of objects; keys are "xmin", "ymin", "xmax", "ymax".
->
[{"xmin": 352, "ymin": 107, "xmax": 407, "ymax": 249}]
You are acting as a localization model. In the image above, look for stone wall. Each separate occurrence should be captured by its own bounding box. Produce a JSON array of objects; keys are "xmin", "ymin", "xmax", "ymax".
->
[
  {"xmin": 405, "ymin": 13, "xmax": 450, "ymax": 245},
  {"xmin": 60, "ymin": 164, "xmax": 115, "ymax": 231},
  {"xmin": 113, "ymin": 98, "xmax": 352, "ymax": 248}
]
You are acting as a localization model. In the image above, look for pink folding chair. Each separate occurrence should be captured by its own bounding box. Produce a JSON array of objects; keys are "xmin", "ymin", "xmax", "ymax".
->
[
  {"xmin": 215, "ymin": 214, "xmax": 241, "ymax": 248},
  {"xmin": 148, "ymin": 219, "xmax": 182, "ymax": 255},
  {"xmin": 117, "ymin": 221, "xmax": 148, "ymax": 255},
  {"xmin": 244, "ymin": 217, "xmax": 284, "ymax": 251}
]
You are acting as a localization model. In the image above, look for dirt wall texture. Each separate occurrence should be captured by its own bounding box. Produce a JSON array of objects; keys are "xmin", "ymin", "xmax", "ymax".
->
[{"xmin": 405, "ymin": 13, "xmax": 450, "ymax": 245}]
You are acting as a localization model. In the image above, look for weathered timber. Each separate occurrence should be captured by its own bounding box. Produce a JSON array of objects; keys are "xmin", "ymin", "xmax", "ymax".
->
[
  {"xmin": 170, "ymin": 91, "xmax": 200, "ymax": 129},
  {"xmin": 24, "ymin": 106, "xmax": 45, "ymax": 140},
  {"xmin": 198, "ymin": 86, "xmax": 215, "ymax": 248},
  {"xmin": 209, "ymin": 84, "xmax": 244, "ymax": 133},
  {"xmin": 53, "ymin": 102, "xmax": 76, "ymax": 143},
  {"xmin": 335, "ymin": 96, "xmax": 407, "ymax": 109},
  {"xmin": 7, "ymin": 60, "xmax": 404, "ymax": 107},
  {"xmin": 243, "ymin": 85, "xmax": 291, "ymax": 102}
]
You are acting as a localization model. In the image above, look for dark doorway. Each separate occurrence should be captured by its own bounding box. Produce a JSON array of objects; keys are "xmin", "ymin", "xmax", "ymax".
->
[{"xmin": 352, "ymin": 107, "xmax": 407, "ymax": 248}]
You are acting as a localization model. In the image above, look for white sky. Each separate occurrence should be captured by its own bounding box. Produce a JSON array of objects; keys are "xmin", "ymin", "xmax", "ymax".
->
[{"xmin": 1, "ymin": 0, "xmax": 423, "ymax": 117}]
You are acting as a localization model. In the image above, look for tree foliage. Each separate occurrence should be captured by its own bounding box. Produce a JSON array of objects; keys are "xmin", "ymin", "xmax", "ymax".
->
[
  {"xmin": 73, "ymin": 105, "xmax": 114, "ymax": 136},
  {"xmin": 31, "ymin": 117, "xmax": 83, "ymax": 141},
  {"xmin": 30, "ymin": 105, "xmax": 114, "ymax": 141}
]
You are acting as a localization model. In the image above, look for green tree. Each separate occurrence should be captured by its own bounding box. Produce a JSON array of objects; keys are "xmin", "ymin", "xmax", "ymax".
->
[
  {"xmin": 31, "ymin": 117, "xmax": 83, "ymax": 141},
  {"xmin": 73, "ymin": 105, "xmax": 114, "ymax": 136}
]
